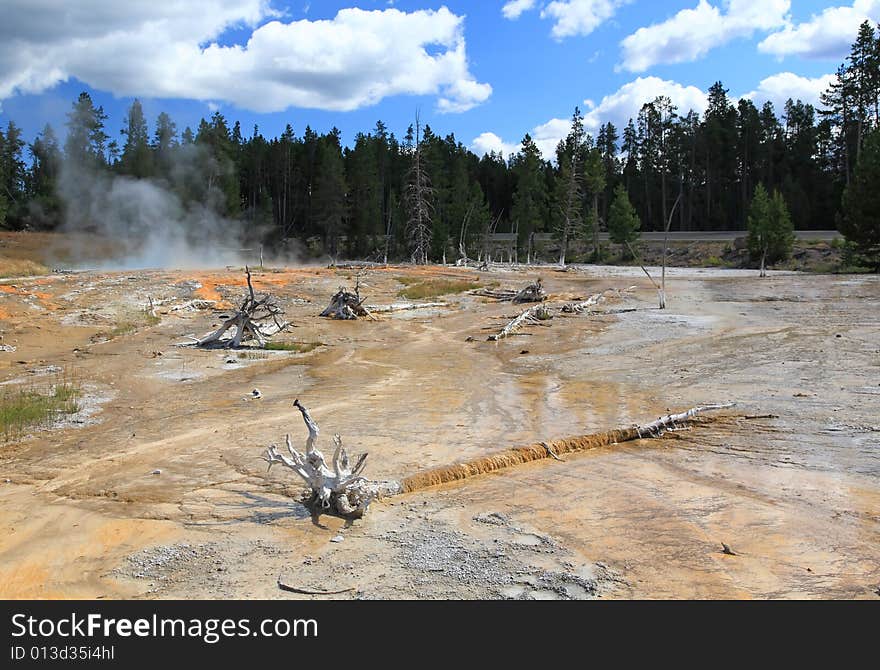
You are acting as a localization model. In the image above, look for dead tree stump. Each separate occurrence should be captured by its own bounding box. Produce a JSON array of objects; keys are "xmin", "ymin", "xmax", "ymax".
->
[
  {"xmin": 263, "ymin": 400, "xmax": 401, "ymax": 518},
  {"xmin": 195, "ymin": 267, "xmax": 288, "ymax": 348}
]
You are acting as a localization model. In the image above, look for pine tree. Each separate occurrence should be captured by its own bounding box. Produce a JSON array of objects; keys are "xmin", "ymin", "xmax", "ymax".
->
[
  {"xmin": 747, "ymin": 184, "xmax": 794, "ymax": 275},
  {"xmin": 64, "ymin": 92, "xmax": 109, "ymax": 168},
  {"xmin": 510, "ymin": 133, "xmax": 548, "ymax": 260},
  {"xmin": 120, "ymin": 99, "xmax": 152, "ymax": 178},
  {"xmin": 840, "ymin": 129, "xmax": 880, "ymax": 268},
  {"xmin": 607, "ymin": 184, "xmax": 640, "ymax": 255}
]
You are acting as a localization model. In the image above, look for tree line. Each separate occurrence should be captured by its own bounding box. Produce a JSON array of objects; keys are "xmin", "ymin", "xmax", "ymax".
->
[{"xmin": 0, "ymin": 21, "xmax": 877, "ymax": 266}]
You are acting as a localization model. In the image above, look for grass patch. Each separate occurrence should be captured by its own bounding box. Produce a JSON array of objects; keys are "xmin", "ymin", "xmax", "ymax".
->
[
  {"xmin": 0, "ymin": 258, "xmax": 50, "ymax": 279},
  {"xmin": 94, "ymin": 310, "xmax": 160, "ymax": 341},
  {"xmin": 264, "ymin": 341, "xmax": 323, "ymax": 353},
  {"xmin": 396, "ymin": 278, "xmax": 481, "ymax": 300},
  {"xmin": 0, "ymin": 380, "xmax": 80, "ymax": 441}
]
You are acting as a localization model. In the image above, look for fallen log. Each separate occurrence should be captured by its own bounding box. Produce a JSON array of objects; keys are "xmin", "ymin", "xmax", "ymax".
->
[
  {"xmin": 561, "ymin": 287, "xmax": 637, "ymax": 314},
  {"xmin": 400, "ymin": 403, "xmax": 736, "ymax": 492},
  {"xmin": 263, "ymin": 400, "xmax": 401, "ymax": 518},
  {"xmin": 195, "ymin": 268, "xmax": 289, "ymax": 348},
  {"xmin": 473, "ymin": 278, "xmax": 547, "ymax": 303},
  {"xmin": 365, "ymin": 301, "xmax": 447, "ymax": 314},
  {"xmin": 487, "ymin": 304, "xmax": 553, "ymax": 341}
]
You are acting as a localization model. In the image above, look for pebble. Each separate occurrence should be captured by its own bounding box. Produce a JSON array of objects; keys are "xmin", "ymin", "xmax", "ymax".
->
[{"xmin": 150, "ymin": 469, "xmax": 162, "ymax": 475}]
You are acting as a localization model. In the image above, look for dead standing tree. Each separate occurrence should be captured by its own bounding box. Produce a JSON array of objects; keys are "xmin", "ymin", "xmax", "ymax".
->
[
  {"xmin": 404, "ymin": 113, "xmax": 434, "ymax": 265},
  {"xmin": 263, "ymin": 400, "xmax": 401, "ymax": 518},
  {"xmin": 195, "ymin": 267, "xmax": 289, "ymax": 348}
]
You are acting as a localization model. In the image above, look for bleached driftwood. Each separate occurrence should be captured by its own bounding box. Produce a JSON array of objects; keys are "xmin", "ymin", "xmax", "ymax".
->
[
  {"xmin": 561, "ymin": 287, "xmax": 636, "ymax": 314},
  {"xmin": 635, "ymin": 403, "xmax": 736, "ymax": 438},
  {"xmin": 195, "ymin": 268, "xmax": 288, "ymax": 348},
  {"xmin": 488, "ymin": 304, "xmax": 553, "ymax": 341},
  {"xmin": 263, "ymin": 399, "xmax": 401, "ymax": 518},
  {"xmin": 365, "ymin": 302, "xmax": 447, "ymax": 313}
]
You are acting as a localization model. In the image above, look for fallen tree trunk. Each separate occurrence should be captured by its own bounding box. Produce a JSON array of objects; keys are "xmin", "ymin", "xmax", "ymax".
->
[
  {"xmin": 561, "ymin": 287, "xmax": 636, "ymax": 314},
  {"xmin": 365, "ymin": 301, "xmax": 447, "ymax": 314},
  {"xmin": 473, "ymin": 278, "xmax": 546, "ymax": 303},
  {"xmin": 400, "ymin": 403, "xmax": 735, "ymax": 492},
  {"xmin": 263, "ymin": 400, "xmax": 401, "ymax": 518},
  {"xmin": 487, "ymin": 304, "xmax": 553, "ymax": 341},
  {"xmin": 262, "ymin": 402, "xmax": 736, "ymax": 516},
  {"xmin": 195, "ymin": 268, "xmax": 289, "ymax": 348}
]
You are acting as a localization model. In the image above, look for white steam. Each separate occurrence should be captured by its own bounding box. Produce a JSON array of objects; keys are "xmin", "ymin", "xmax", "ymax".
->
[{"xmin": 55, "ymin": 147, "xmax": 262, "ymax": 270}]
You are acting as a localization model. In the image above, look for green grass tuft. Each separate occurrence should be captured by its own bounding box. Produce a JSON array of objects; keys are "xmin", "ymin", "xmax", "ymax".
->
[
  {"xmin": 396, "ymin": 278, "xmax": 481, "ymax": 300},
  {"xmin": 0, "ymin": 381, "xmax": 80, "ymax": 442}
]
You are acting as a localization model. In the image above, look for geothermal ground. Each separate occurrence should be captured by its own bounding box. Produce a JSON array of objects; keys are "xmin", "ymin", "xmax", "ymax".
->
[{"xmin": 0, "ymin": 245, "xmax": 878, "ymax": 599}]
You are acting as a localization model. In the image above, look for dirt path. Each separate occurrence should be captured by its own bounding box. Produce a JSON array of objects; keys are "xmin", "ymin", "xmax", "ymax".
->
[{"xmin": 0, "ymin": 263, "xmax": 878, "ymax": 599}]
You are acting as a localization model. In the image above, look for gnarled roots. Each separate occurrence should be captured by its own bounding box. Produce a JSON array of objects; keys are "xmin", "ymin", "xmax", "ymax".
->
[{"xmin": 263, "ymin": 399, "xmax": 401, "ymax": 518}]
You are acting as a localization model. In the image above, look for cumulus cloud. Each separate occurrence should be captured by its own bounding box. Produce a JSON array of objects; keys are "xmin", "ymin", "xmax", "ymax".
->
[
  {"xmin": 503, "ymin": 0, "xmax": 629, "ymax": 38},
  {"xmin": 742, "ymin": 72, "xmax": 836, "ymax": 111},
  {"xmin": 0, "ymin": 1, "xmax": 491, "ymax": 114},
  {"xmin": 583, "ymin": 76, "xmax": 708, "ymax": 129},
  {"xmin": 619, "ymin": 0, "xmax": 790, "ymax": 72},
  {"xmin": 758, "ymin": 0, "xmax": 880, "ymax": 60},
  {"xmin": 472, "ymin": 76, "xmax": 708, "ymax": 162},
  {"xmin": 501, "ymin": 0, "xmax": 537, "ymax": 20},
  {"xmin": 542, "ymin": 0, "xmax": 630, "ymax": 39},
  {"xmin": 472, "ymin": 74, "xmax": 719, "ymax": 164},
  {"xmin": 471, "ymin": 132, "xmax": 519, "ymax": 157}
]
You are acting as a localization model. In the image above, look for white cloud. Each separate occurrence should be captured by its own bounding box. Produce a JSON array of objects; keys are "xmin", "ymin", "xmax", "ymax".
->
[
  {"xmin": 584, "ymin": 76, "xmax": 708, "ymax": 129},
  {"xmin": 501, "ymin": 0, "xmax": 537, "ymax": 20},
  {"xmin": 471, "ymin": 132, "xmax": 518, "ymax": 157},
  {"xmin": 619, "ymin": 0, "xmax": 790, "ymax": 72},
  {"xmin": 0, "ymin": 2, "xmax": 491, "ymax": 114},
  {"xmin": 742, "ymin": 72, "xmax": 836, "ymax": 111},
  {"xmin": 501, "ymin": 0, "xmax": 628, "ymax": 39},
  {"xmin": 758, "ymin": 0, "xmax": 880, "ymax": 60},
  {"xmin": 541, "ymin": 0, "xmax": 629, "ymax": 39},
  {"xmin": 472, "ymin": 76, "xmax": 709, "ymax": 162}
]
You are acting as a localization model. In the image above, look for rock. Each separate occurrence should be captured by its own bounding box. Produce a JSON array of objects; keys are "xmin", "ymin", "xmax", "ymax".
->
[
  {"xmin": 251, "ymin": 389, "xmax": 262, "ymax": 399},
  {"xmin": 150, "ymin": 469, "xmax": 162, "ymax": 475},
  {"xmin": 330, "ymin": 535, "xmax": 344, "ymax": 543}
]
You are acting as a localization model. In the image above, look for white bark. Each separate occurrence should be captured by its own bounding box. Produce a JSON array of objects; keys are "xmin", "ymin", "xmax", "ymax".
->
[
  {"xmin": 635, "ymin": 403, "xmax": 736, "ymax": 439},
  {"xmin": 195, "ymin": 268, "xmax": 288, "ymax": 348},
  {"xmin": 488, "ymin": 304, "xmax": 553, "ymax": 341},
  {"xmin": 263, "ymin": 399, "xmax": 401, "ymax": 517}
]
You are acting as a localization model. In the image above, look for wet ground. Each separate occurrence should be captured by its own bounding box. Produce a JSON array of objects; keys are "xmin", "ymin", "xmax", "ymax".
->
[{"xmin": 0, "ymin": 259, "xmax": 878, "ymax": 599}]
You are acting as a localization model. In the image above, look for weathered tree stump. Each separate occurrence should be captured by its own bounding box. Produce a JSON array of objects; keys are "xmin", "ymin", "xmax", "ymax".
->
[
  {"xmin": 195, "ymin": 267, "xmax": 288, "ymax": 348},
  {"xmin": 263, "ymin": 400, "xmax": 401, "ymax": 518},
  {"xmin": 319, "ymin": 287, "xmax": 373, "ymax": 320},
  {"xmin": 512, "ymin": 278, "xmax": 546, "ymax": 304}
]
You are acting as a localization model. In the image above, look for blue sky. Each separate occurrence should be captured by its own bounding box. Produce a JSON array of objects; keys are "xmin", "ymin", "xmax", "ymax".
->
[{"xmin": 1, "ymin": 1, "xmax": 877, "ymax": 159}]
